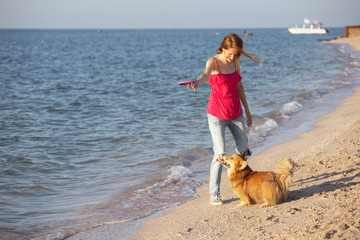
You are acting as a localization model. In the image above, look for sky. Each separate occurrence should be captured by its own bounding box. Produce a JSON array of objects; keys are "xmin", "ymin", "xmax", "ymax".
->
[{"xmin": 0, "ymin": 0, "xmax": 359, "ymax": 29}]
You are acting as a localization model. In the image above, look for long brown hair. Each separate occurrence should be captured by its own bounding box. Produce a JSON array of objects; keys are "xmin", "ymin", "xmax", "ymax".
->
[{"xmin": 217, "ymin": 33, "xmax": 263, "ymax": 67}]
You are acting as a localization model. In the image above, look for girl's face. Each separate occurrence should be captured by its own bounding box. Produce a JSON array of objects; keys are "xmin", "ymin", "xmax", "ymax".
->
[{"xmin": 222, "ymin": 48, "xmax": 238, "ymax": 63}]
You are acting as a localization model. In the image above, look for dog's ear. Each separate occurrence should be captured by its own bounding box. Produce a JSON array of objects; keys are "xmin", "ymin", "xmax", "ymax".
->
[
  {"xmin": 239, "ymin": 160, "xmax": 248, "ymax": 170},
  {"xmin": 218, "ymin": 154, "xmax": 224, "ymax": 160}
]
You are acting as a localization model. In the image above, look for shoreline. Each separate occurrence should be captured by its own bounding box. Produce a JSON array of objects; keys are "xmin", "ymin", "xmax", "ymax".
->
[
  {"xmin": 67, "ymin": 37, "xmax": 360, "ymax": 240},
  {"xmin": 327, "ymin": 36, "xmax": 360, "ymax": 51}
]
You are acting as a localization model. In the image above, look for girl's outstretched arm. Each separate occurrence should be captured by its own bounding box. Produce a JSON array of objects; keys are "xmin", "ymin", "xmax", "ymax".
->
[{"xmin": 188, "ymin": 58, "xmax": 215, "ymax": 91}]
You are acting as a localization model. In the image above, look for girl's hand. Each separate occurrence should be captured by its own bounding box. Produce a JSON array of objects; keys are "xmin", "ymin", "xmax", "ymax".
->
[
  {"xmin": 187, "ymin": 80, "xmax": 198, "ymax": 91},
  {"xmin": 245, "ymin": 111, "xmax": 253, "ymax": 127}
]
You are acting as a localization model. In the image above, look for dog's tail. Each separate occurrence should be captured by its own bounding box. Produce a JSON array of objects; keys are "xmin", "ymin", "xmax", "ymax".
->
[{"xmin": 276, "ymin": 158, "xmax": 295, "ymax": 200}]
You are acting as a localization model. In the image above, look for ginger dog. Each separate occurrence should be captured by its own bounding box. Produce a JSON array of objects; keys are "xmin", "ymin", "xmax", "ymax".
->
[{"xmin": 218, "ymin": 153, "xmax": 294, "ymax": 207}]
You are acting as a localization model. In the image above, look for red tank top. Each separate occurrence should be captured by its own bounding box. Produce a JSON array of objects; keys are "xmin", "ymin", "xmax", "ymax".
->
[{"xmin": 206, "ymin": 58, "xmax": 243, "ymax": 120}]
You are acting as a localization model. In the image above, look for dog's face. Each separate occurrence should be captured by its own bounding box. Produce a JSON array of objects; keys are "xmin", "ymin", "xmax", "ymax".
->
[{"xmin": 217, "ymin": 153, "xmax": 248, "ymax": 170}]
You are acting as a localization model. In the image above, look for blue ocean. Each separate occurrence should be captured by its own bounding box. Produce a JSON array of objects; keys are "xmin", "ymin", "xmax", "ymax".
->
[{"xmin": 1, "ymin": 28, "xmax": 359, "ymax": 239}]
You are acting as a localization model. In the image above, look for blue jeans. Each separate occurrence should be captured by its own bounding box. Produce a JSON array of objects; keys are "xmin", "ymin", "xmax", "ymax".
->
[{"xmin": 207, "ymin": 114, "xmax": 248, "ymax": 195}]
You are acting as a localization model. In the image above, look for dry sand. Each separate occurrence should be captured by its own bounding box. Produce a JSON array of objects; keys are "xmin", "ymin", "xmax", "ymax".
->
[
  {"xmin": 331, "ymin": 36, "xmax": 360, "ymax": 51},
  {"xmin": 130, "ymin": 37, "xmax": 360, "ymax": 240}
]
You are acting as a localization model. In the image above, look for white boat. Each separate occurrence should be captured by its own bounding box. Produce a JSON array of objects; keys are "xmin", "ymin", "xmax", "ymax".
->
[{"xmin": 288, "ymin": 19, "xmax": 328, "ymax": 34}]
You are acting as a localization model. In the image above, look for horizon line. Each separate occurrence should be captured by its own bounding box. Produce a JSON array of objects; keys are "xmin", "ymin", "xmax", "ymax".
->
[{"xmin": 0, "ymin": 26, "xmax": 346, "ymax": 31}]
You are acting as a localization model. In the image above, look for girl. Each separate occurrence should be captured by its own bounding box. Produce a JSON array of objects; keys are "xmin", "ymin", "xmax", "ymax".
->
[{"xmin": 188, "ymin": 33, "xmax": 263, "ymax": 205}]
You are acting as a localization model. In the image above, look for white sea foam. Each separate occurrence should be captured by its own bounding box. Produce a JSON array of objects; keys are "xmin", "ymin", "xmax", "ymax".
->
[
  {"xmin": 164, "ymin": 165, "xmax": 194, "ymax": 185},
  {"xmin": 248, "ymin": 103, "xmax": 303, "ymax": 146},
  {"xmin": 258, "ymin": 118, "xmax": 278, "ymax": 135},
  {"xmin": 250, "ymin": 118, "xmax": 278, "ymax": 137},
  {"xmin": 281, "ymin": 101, "xmax": 303, "ymax": 115},
  {"xmin": 330, "ymin": 80, "xmax": 353, "ymax": 86},
  {"xmin": 248, "ymin": 118, "xmax": 278, "ymax": 147},
  {"xmin": 350, "ymin": 61, "xmax": 360, "ymax": 67},
  {"xmin": 132, "ymin": 165, "xmax": 204, "ymax": 200},
  {"xmin": 338, "ymin": 45, "xmax": 346, "ymax": 53}
]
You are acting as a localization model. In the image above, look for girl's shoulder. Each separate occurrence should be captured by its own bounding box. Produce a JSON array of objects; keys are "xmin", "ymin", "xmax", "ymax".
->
[
  {"xmin": 207, "ymin": 56, "xmax": 215, "ymax": 62},
  {"xmin": 209, "ymin": 55, "xmax": 221, "ymax": 61},
  {"xmin": 207, "ymin": 56, "xmax": 222, "ymax": 74},
  {"xmin": 207, "ymin": 55, "xmax": 220, "ymax": 65},
  {"xmin": 205, "ymin": 56, "xmax": 216, "ymax": 66}
]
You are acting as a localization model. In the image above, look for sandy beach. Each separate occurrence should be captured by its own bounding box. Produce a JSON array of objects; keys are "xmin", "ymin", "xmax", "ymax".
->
[{"xmin": 130, "ymin": 37, "xmax": 360, "ymax": 240}]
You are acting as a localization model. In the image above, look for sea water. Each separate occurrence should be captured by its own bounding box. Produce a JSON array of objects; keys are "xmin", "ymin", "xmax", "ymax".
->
[{"xmin": 1, "ymin": 28, "xmax": 359, "ymax": 239}]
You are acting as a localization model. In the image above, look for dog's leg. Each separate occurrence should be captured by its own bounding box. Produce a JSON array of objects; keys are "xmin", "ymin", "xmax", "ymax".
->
[
  {"xmin": 259, "ymin": 202, "xmax": 271, "ymax": 208},
  {"xmin": 236, "ymin": 195, "xmax": 251, "ymax": 207},
  {"xmin": 237, "ymin": 201, "xmax": 250, "ymax": 207}
]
